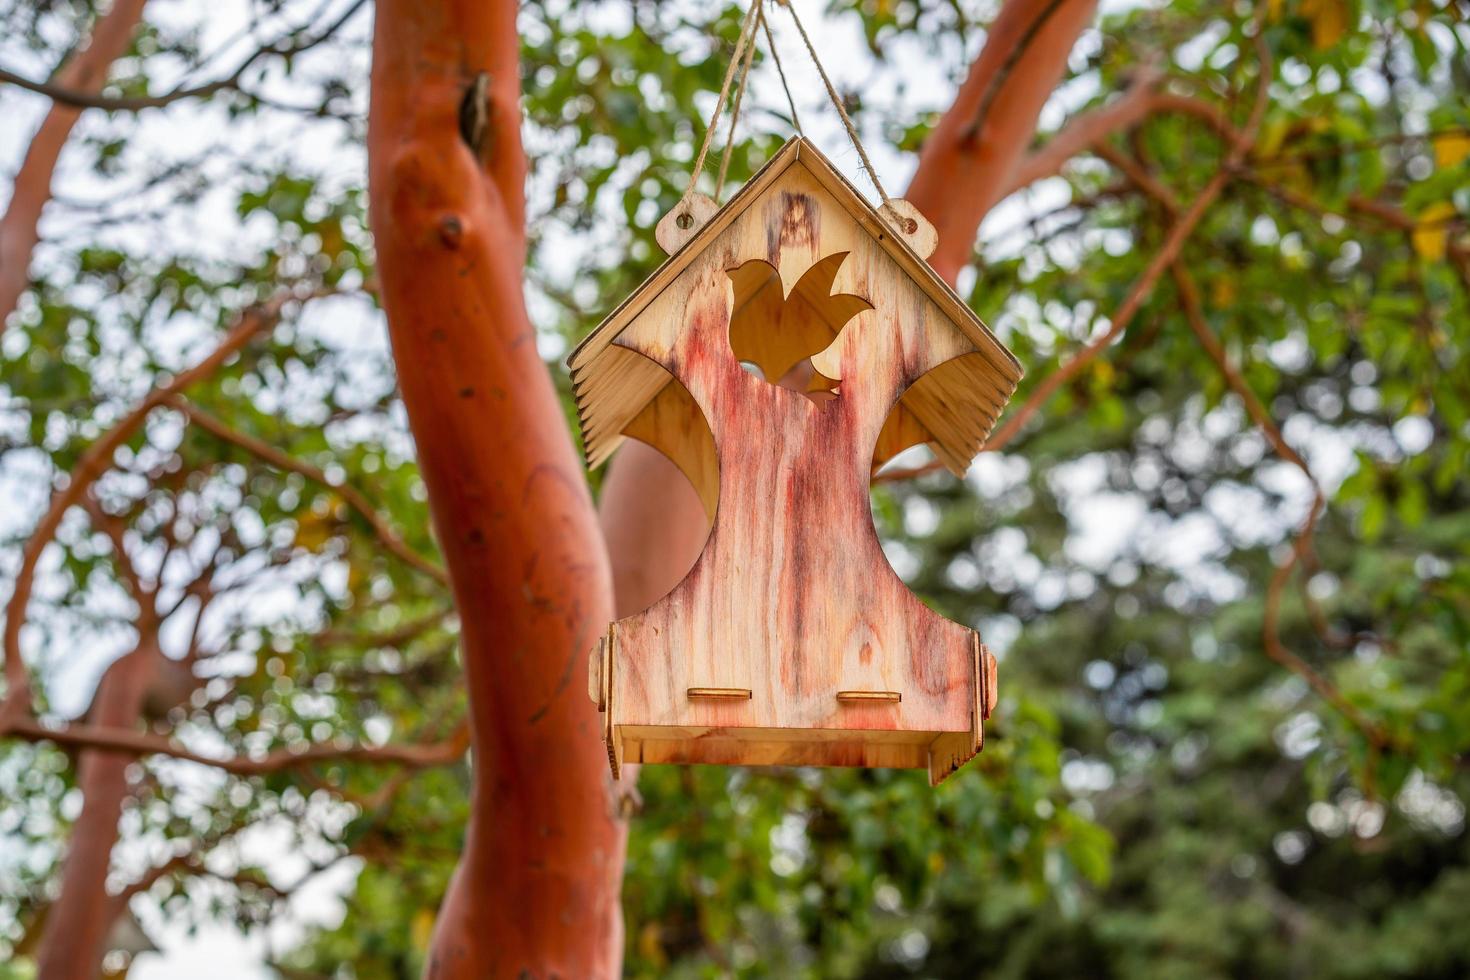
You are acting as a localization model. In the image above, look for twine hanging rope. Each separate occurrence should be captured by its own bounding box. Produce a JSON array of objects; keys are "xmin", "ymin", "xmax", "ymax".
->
[
  {"xmin": 685, "ymin": 0, "xmax": 891, "ymax": 207},
  {"xmin": 759, "ymin": 3, "xmax": 803, "ymax": 137},
  {"xmin": 684, "ymin": 1, "xmax": 762, "ymax": 200},
  {"xmin": 776, "ymin": 0, "xmax": 892, "ymax": 206},
  {"xmin": 715, "ymin": 14, "xmax": 760, "ymax": 198}
]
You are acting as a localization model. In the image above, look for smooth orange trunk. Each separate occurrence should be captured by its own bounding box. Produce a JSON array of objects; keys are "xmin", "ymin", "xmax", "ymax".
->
[
  {"xmin": 368, "ymin": 2, "xmax": 625, "ymax": 975},
  {"xmin": 36, "ymin": 647, "xmax": 156, "ymax": 978}
]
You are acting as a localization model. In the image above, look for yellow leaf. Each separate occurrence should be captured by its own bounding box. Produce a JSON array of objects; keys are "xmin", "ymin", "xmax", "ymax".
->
[
  {"xmin": 637, "ymin": 922, "xmax": 666, "ymax": 967},
  {"xmin": 1301, "ymin": 0, "xmax": 1348, "ymax": 49},
  {"xmin": 293, "ymin": 492, "xmax": 345, "ymax": 551},
  {"xmin": 347, "ymin": 559, "xmax": 365, "ymax": 593},
  {"xmin": 411, "ymin": 908, "xmax": 436, "ymax": 951},
  {"xmin": 1411, "ymin": 202, "xmax": 1456, "ymax": 262},
  {"xmin": 1212, "ymin": 278, "xmax": 1237, "ymax": 309},
  {"xmin": 292, "ymin": 512, "xmax": 334, "ymax": 551},
  {"xmin": 1433, "ymin": 132, "xmax": 1470, "ymax": 169},
  {"xmin": 1256, "ymin": 117, "xmax": 1290, "ymax": 161}
]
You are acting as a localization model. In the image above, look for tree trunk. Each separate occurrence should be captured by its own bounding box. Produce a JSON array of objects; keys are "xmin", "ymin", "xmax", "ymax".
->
[
  {"xmin": 0, "ymin": 0, "xmax": 148, "ymax": 329},
  {"xmin": 35, "ymin": 645, "xmax": 157, "ymax": 978},
  {"xmin": 367, "ymin": 2, "xmax": 626, "ymax": 976}
]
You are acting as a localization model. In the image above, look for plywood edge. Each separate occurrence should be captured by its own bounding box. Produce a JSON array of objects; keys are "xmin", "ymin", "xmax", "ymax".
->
[
  {"xmin": 604, "ymin": 625, "xmax": 620, "ymax": 780},
  {"xmin": 615, "ymin": 724, "xmax": 972, "ymax": 774},
  {"xmin": 927, "ymin": 730, "xmax": 979, "ymax": 786},
  {"xmin": 927, "ymin": 630, "xmax": 987, "ymax": 786},
  {"xmin": 897, "ymin": 351, "xmax": 1022, "ymax": 474}
]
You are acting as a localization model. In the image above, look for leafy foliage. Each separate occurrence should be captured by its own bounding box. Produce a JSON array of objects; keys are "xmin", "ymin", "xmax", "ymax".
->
[{"xmin": 1, "ymin": 0, "xmax": 1467, "ymax": 977}]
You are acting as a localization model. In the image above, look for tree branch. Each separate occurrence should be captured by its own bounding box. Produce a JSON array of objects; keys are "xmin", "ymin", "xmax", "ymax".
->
[
  {"xmin": 166, "ymin": 395, "xmax": 448, "ymax": 585},
  {"xmin": 0, "ymin": 0, "xmax": 148, "ymax": 328},
  {"xmin": 908, "ymin": 0, "xmax": 1100, "ymax": 283},
  {"xmin": 982, "ymin": 165, "xmax": 1232, "ymax": 452},
  {"xmin": 1170, "ymin": 264, "xmax": 1388, "ymax": 747},
  {"xmin": 81, "ymin": 493, "xmax": 159, "ymax": 622},
  {"xmin": 977, "ymin": 13, "xmax": 1393, "ymax": 748},
  {"xmin": 1, "ymin": 286, "xmax": 333, "ymax": 733},
  {"xmin": 368, "ymin": 1, "xmax": 621, "ymax": 971},
  {"xmin": 1003, "ymin": 66, "xmax": 1164, "ymax": 193},
  {"xmin": 0, "ymin": 0, "xmax": 369, "ymax": 113},
  {"xmin": 5, "ymin": 715, "xmax": 470, "ymax": 777},
  {"xmin": 960, "ymin": 0, "xmax": 1075, "ymax": 145},
  {"xmin": 887, "ymin": 7, "xmax": 1273, "ymax": 472}
]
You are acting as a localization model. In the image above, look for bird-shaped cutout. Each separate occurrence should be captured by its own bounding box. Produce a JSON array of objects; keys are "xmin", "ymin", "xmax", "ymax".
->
[{"xmin": 727, "ymin": 252, "xmax": 873, "ymax": 401}]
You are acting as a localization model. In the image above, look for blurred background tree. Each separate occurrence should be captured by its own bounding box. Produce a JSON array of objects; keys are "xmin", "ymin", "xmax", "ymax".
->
[{"xmin": 1, "ymin": 0, "xmax": 1467, "ymax": 977}]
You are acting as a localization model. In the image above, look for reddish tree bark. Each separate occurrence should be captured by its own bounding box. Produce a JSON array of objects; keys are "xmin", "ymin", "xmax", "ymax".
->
[
  {"xmin": 908, "ymin": 0, "xmax": 1098, "ymax": 284},
  {"xmin": 35, "ymin": 643, "xmax": 157, "ymax": 978},
  {"xmin": 0, "ymin": 0, "xmax": 148, "ymax": 329},
  {"xmin": 367, "ymin": 2, "xmax": 625, "ymax": 976}
]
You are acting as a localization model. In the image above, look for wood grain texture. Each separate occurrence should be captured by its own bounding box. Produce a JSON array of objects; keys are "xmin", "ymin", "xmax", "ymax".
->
[
  {"xmin": 570, "ymin": 137, "xmax": 1021, "ymax": 478},
  {"xmin": 878, "ymin": 199, "xmax": 939, "ymax": 260},
  {"xmin": 575, "ymin": 140, "xmax": 1019, "ymax": 786},
  {"xmin": 655, "ymin": 191, "xmax": 719, "ymax": 255}
]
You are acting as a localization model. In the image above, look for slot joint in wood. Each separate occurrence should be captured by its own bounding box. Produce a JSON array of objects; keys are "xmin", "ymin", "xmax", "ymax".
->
[
  {"xmin": 687, "ymin": 687, "xmax": 752, "ymax": 700},
  {"xmin": 836, "ymin": 690, "xmax": 901, "ymax": 703}
]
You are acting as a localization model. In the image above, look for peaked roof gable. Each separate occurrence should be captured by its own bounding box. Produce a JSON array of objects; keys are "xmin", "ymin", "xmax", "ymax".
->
[
  {"xmin": 566, "ymin": 136, "xmax": 1022, "ymax": 477},
  {"xmin": 568, "ymin": 136, "xmax": 1020, "ymax": 384}
]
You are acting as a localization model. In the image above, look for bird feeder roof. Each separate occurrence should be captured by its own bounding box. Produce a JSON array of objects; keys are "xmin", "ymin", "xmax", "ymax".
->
[{"xmin": 567, "ymin": 136, "xmax": 1022, "ymax": 476}]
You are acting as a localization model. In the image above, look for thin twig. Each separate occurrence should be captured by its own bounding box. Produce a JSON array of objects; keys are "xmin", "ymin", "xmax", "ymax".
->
[
  {"xmin": 166, "ymin": 396, "xmax": 447, "ymax": 585},
  {"xmin": 1171, "ymin": 264, "xmax": 1388, "ymax": 746},
  {"xmin": 0, "ymin": 0, "xmax": 368, "ymax": 112},
  {"xmin": 6, "ymin": 715, "xmax": 470, "ymax": 777},
  {"xmin": 0, "ymin": 286, "xmax": 334, "ymax": 734},
  {"xmin": 983, "ymin": 6, "xmax": 1269, "ymax": 455}
]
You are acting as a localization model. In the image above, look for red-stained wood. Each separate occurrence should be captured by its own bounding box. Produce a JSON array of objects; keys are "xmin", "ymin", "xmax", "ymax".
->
[
  {"xmin": 368, "ymin": 2, "xmax": 625, "ymax": 977},
  {"xmin": 593, "ymin": 0, "xmax": 1101, "ymax": 582},
  {"xmin": 0, "ymin": 0, "xmax": 148, "ymax": 329},
  {"xmin": 572, "ymin": 139, "xmax": 1018, "ymax": 481},
  {"xmin": 581, "ymin": 0, "xmax": 1102, "ymax": 787},
  {"xmin": 579, "ymin": 149, "xmax": 1017, "ymax": 785}
]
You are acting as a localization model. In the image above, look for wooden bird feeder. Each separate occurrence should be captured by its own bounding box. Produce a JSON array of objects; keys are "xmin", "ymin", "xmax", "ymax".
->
[{"xmin": 572, "ymin": 137, "xmax": 1021, "ymax": 785}]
